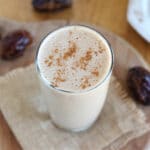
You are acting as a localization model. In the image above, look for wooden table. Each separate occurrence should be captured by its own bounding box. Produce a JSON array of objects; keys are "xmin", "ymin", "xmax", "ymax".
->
[{"xmin": 0, "ymin": 0, "xmax": 149, "ymax": 149}]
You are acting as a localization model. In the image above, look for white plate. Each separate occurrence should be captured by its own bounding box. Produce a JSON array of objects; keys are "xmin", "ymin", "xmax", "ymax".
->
[{"xmin": 127, "ymin": 0, "xmax": 150, "ymax": 42}]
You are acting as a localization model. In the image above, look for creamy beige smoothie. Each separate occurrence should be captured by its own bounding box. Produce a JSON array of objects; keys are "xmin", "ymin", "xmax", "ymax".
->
[{"xmin": 36, "ymin": 26, "xmax": 113, "ymax": 131}]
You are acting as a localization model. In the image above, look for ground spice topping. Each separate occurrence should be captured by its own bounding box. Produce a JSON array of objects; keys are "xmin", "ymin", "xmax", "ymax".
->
[
  {"xmin": 63, "ymin": 42, "xmax": 77, "ymax": 60},
  {"xmin": 92, "ymin": 69, "xmax": 99, "ymax": 77},
  {"xmin": 80, "ymin": 77, "xmax": 91, "ymax": 89},
  {"xmin": 42, "ymin": 33, "xmax": 108, "ymax": 90},
  {"xmin": 78, "ymin": 49, "xmax": 92, "ymax": 70},
  {"xmin": 53, "ymin": 69, "xmax": 66, "ymax": 87}
]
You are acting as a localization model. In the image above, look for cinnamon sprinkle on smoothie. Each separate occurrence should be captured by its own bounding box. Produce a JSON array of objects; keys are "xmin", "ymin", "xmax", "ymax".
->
[{"xmin": 38, "ymin": 26, "xmax": 111, "ymax": 91}]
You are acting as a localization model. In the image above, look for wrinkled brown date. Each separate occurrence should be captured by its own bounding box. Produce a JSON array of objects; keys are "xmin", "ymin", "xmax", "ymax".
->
[
  {"xmin": 32, "ymin": 0, "xmax": 72, "ymax": 11},
  {"xmin": 127, "ymin": 67, "xmax": 150, "ymax": 105},
  {"xmin": 1, "ymin": 30, "xmax": 32, "ymax": 60}
]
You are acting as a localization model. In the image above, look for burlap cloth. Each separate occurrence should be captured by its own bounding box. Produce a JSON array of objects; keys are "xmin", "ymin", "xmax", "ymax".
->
[{"xmin": 0, "ymin": 64, "xmax": 149, "ymax": 150}]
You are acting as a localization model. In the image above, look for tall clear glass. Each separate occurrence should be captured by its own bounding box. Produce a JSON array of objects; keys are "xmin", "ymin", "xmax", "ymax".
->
[{"xmin": 36, "ymin": 25, "xmax": 114, "ymax": 132}]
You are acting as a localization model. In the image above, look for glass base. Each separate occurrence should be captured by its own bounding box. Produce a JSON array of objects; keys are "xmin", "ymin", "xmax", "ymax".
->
[{"xmin": 51, "ymin": 116, "xmax": 99, "ymax": 132}]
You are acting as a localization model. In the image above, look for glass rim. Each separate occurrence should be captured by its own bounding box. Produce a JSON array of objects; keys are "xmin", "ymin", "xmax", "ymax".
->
[{"xmin": 35, "ymin": 25, "xmax": 114, "ymax": 94}]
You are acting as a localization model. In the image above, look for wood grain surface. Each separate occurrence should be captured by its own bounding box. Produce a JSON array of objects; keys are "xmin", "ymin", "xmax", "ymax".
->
[{"xmin": 0, "ymin": 0, "xmax": 149, "ymax": 150}]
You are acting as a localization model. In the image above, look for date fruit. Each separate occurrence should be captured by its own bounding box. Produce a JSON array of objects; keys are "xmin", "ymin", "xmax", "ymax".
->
[
  {"xmin": 32, "ymin": 0, "xmax": 72, "ymax": 12},
  {"xmin": 1, "ymin": 30, "xmax": 32, "ymax": 60},
  {"xmin": 127, "ymin": 67, "xmax": 150, "ymax": 105}
]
